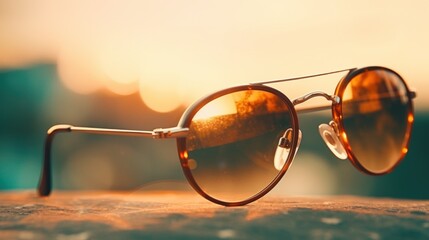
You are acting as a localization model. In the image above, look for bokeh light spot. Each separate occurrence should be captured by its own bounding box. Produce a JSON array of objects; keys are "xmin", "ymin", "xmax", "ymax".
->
[
  {"xmin": 57, "ymin": 46, "xmax": 103, "ymax": 95},
  {"xmin": 139, "ymin": 78, "xmax": 184, "ymax": 113}
]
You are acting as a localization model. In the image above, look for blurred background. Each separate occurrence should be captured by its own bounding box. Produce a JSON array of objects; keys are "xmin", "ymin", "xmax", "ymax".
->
[{"xmin": 0, "ymin": 0, "xmax": 428, "ymax": 199}]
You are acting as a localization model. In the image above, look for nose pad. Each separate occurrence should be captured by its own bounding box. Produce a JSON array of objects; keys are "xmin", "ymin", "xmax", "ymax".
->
[
  {"xmin": 318, "ymin": 122, "xmax": 348, "ymax": 160},
  {"xmin": 274, "ymin": 128, "xmax": 302, "ymax": 171}
]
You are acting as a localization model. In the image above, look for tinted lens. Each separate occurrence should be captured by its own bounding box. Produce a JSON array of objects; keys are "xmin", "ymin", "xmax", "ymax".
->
[
  {"xmin": 340, "ymin": 69, "xmax": 412, "ymax": 173},
  {"xmin": 185, "ymin": 89, "xmax": 296, "ymax": 203}
]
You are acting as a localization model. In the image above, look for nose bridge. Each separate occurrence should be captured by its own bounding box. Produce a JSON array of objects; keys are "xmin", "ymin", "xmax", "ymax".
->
[{"xmin": 292, "ymin": 91, "xmax": 340, "ymax": 106}]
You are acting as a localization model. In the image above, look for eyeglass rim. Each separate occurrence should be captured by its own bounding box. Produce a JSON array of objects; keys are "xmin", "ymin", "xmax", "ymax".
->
[
  {"xmin": 176, "ymin": 84, "xmax": 300, "ymax": 206},
  {"xmin": 332, "ymin": 66, "xmax": 415, "ymax": 175}
]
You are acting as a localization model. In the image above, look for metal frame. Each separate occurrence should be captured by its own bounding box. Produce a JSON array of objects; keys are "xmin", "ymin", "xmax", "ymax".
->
[{"xmin": 37, "ymin": 66, "xmax": 417, "ymax": 206}]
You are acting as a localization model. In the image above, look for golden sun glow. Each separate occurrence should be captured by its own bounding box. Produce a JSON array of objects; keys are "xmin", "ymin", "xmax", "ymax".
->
[
  {"xmin": 1, "ymin": 1, "xmax": 428, "ymax": 111},
  {"xmin": 192, "ymin": 94, "xmax": 238, "ymax": 120},
  {"xmin": 139, "ymin": 84, "xmax": 184, "ymax": 113},
  {"xmin": 57, "ymin": 47, "xmax": 104, "ymax": 95}
]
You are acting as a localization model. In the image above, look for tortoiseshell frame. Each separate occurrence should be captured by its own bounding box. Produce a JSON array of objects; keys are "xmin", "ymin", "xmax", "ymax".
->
[
  {"xmin": 332, "ymin": 66, "xmax": 415, "ymax": 175},
  {"xmin": 37, "ymin": 66, "xmax": 416, "ymax": 206},
  {"xmin": 175, "ymin": 85, "xmax": 300, "ymax": 206}
]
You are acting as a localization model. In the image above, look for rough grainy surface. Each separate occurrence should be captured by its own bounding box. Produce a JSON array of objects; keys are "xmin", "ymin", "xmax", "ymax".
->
[{"xmin": 0, "ymin": 191, "xmax": 428, "ymax": 240}]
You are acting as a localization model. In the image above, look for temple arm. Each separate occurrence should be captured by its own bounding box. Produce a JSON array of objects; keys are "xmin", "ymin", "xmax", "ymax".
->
[{"xmin": 37, "ymin": 124, "xmax": 188, "ymax": 196}]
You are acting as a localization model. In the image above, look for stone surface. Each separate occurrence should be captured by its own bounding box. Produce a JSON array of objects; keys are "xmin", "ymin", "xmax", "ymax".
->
[{"xmin": 0, "ymin": 191, "xmax": 428, "ymax": 239}]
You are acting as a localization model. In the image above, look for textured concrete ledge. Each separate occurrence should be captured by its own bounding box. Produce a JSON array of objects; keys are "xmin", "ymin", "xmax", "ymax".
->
[{"xmin": 0, "ymin": 191, "xmax": 428, "ymax": 239}]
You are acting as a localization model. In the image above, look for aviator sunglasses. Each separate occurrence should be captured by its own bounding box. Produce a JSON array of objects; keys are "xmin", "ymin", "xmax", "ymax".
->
[{"xmin": 38, "ymin": 66, "xmax": 416, "ymax": 206}]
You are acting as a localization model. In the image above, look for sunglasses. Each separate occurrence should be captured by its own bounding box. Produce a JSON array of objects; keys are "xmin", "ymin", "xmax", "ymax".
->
[{"xmin": 38, "ymin": 66, "xmax": 416, "ymax": 206}]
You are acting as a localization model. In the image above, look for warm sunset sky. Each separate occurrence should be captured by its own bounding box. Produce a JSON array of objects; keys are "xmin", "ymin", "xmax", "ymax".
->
[{"xmin": 1, "ymin": 0, "xmax": 428, "ymax": 112}]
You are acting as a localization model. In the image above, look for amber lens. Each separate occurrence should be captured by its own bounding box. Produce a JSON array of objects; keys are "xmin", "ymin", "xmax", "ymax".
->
[
  {"xmin": 185, "ymin": 89, "xmax": 295, "ymax": 203},
  {"xmin": 340, "ymin": 69, "xmax": 412, "ymax": 174}
]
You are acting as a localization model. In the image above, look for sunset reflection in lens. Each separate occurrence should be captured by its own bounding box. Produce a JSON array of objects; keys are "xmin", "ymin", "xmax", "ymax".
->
[
  {"xmin": 185, "ymin": 90, "xmax": 295, "ymax": 203},
  {"xmin": 340, "ymin": 69, "xmax": 412, "ymax": 174}
]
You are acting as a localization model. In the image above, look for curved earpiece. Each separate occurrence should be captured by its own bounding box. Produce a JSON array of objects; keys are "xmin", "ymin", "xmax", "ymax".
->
[
  {"xmin": 318, "ymin": 122, "xmax": 347, "ymax": 160},
  {"xmin": 274, "ymin": 128, "xmax": 302, "ymax": 171}
]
